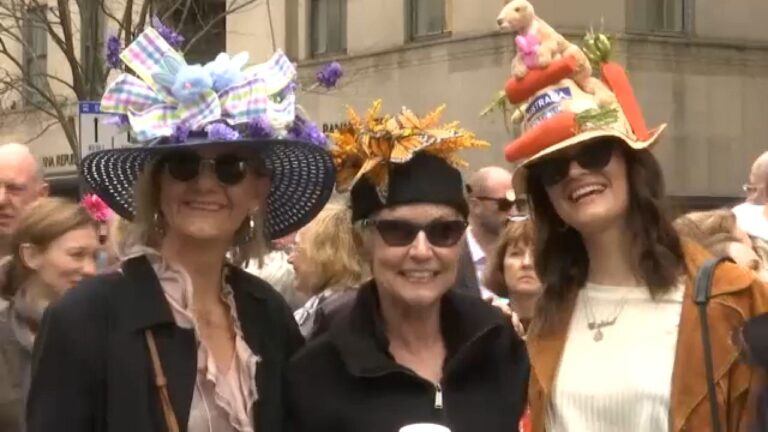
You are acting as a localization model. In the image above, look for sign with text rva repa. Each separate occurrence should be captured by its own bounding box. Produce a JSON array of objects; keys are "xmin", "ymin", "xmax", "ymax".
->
[{"xmin": 78, "ymin": 102, "xmax": 130, "ymax": 160}]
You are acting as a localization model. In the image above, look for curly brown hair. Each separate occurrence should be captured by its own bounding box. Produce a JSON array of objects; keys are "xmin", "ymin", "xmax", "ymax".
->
[
  {"xmin": 484, "ymin": 219, "xmax": 535, "ymax": 297},
  {"xmin": 526, "ymin": 140, "xmax": 685, "ymax": 336}
]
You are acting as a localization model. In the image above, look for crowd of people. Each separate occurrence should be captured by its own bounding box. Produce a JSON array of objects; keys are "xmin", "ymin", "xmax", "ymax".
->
[{"xmin": 1, "ymin": 10, "xmax": 768, "ymax": 432}]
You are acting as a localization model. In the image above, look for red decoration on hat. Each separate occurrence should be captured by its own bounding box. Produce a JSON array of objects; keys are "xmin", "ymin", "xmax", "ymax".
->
[
  {"xmin": 81, "ymin": 193, "xmax": 113, "ymax": 223},
  {"xmin": 504, "ymin": 111, "xmax": 577, "ymax": 162},
  {"xmin": 505, "ymin": 56, "xmax": 579, "ymax": 104},
  {"xmin": 600, "ymin": 62, "xmax": 650, "ymax": 141}
]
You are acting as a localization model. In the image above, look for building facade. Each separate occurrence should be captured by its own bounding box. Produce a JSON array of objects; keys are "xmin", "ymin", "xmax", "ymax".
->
[
  {"xmin": 235, "ymin": 0, "xmax": 768, "ymax": 209},
  {"xmin": 2, "ymin": 0, "xmax": 767, "ymax": 208}
]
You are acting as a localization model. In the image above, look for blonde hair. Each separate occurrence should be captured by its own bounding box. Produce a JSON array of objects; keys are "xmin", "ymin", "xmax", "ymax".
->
[
  {"xmin": 128, "ymin": 158, "xmax": 269, "ymax": 266},
  {"xmin": 3, "ymin": 197, "xmax": 98, "ymax": 298},
  {"xmin": 298, "ymin": 203, "xmax": 369, "ymax": 293}
]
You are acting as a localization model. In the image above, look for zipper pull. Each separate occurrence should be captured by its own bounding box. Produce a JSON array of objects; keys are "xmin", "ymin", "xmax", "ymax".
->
[{"xmin": 434, "ymin": 384, "xmax": 443, "ymax": 409}]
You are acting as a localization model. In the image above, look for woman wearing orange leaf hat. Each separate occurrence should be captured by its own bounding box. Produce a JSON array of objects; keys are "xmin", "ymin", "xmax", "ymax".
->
[
  {"xmin": 501, "ymin": 14, "xmax": 767, "ymax": 432},
  {"xmin": 284, "ymin": 101, "xmax": 530, "ymax": 432}
]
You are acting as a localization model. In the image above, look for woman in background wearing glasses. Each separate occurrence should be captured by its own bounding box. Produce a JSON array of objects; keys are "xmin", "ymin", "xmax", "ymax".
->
[{"xmin": 284, "ymin": 103, "xmax": 530, "ymax": 432}]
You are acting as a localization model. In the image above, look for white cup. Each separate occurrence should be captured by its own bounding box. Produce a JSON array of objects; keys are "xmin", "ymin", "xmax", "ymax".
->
[{"xmin": 399, "ymin": 424, "xmax": 451, "ymax": 432}]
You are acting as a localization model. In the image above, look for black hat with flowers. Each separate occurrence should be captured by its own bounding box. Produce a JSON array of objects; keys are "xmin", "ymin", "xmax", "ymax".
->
[
  {"xmin": 82, "ymin": 24, "xmax": 341, "ymax": 240},
  {"xmin": 328, "ymin": 100, "xmax": 489, "ymax": 221}
]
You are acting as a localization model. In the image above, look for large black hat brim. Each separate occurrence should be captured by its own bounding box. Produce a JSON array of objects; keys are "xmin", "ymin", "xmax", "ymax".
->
[{"xmin": 81, "ymin": 137, "xmax": 336, "ymax": 240}]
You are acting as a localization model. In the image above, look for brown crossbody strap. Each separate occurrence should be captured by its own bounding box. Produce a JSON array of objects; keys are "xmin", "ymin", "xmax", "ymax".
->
[{"xmin": 144, "ymin": 329, "xmax": 180, "ymax": 432}]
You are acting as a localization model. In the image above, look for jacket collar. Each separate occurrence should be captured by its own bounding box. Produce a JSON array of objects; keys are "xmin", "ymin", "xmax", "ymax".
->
[
  {"xmin": 680, "ymin": 239, "xmax": 756, "ymax": 297},
  {"xmin": 526, "ymin": 239, "xmax": 757, "ymax": 423},
  {"xmin": 329, "ymin": 280, "xmax": 508, "ymax": 377},
  {"xmin": 116, "ymin": 254, "xmax": 271, "ymax": 332},
  {"xmin": 115, "ymin": 254, "xmax": 274, "ymax": 429}
]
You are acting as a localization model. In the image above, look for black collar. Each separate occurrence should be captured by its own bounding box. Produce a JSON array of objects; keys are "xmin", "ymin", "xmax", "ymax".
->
[{"xmin": 329, "ymin": 280, "xmax": 508, "ymax": 378}]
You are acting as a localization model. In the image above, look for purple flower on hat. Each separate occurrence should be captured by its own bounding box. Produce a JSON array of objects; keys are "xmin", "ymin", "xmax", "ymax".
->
[
  {"xmin": 247, "ymin": 116, "xmax": 273, "ymax": 138},
  {"xmin": 315, "ymin": 62, "xmax": 343, "ymax": 89},
  {"xmin": 106, "ymin": 35, "xmax": 121, "ymax": 69},
  {"xmin": 151, "ymin": 15, "xmax": 184, "ymax": 50},
  {"xmin": 206, "ymin": 123, "xmax": 240, "ymax": 141},
  {"xmin": 170, "ymin": 123, "xmax": 191, "ymax": 143},
  {"xmin": 288, "ymin": 115, "xmax": 327, "ymax": 147}
]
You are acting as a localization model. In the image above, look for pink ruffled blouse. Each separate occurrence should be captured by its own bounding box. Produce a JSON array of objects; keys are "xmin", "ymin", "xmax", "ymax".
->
[{"xmin": 130, "ymin": 247, "xmax": 260, "ymax": 432}]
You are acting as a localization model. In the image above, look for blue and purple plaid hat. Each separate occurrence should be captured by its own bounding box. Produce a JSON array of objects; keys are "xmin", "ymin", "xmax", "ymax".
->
[{"xmin": 81, "ymin": 28, "xmax": 336, "ymax": 240}]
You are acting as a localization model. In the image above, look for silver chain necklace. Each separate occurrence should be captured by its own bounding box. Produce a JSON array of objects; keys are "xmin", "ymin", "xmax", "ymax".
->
[{"xmin": 582, "ymin": 292, "xmax": 629, "ymax": 342}]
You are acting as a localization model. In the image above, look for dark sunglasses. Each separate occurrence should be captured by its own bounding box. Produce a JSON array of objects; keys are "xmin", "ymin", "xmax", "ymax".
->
[
  {"xmin": 361, "ymin": 219, "xmax": 468, "ymax": 247},
  {"xmin": 475, "ymin": 196, "xmax": 514, "ymax": 212},
  {"xmin": 160, "ymin": 152, "xmax": 257, "ymax": 185},
  {"xmin": 529, "ymin": 140, "xmax": 617, "ymax": 187}
]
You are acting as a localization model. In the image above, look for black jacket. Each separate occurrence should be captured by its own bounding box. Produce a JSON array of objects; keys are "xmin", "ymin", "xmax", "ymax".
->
[
  {"xmin": 26, "ymin": 255, "xmax": 303, "ymax": 432},
  {"xmin": 284, "ymin": 281, "xmax": 530, "ymax": 432}
]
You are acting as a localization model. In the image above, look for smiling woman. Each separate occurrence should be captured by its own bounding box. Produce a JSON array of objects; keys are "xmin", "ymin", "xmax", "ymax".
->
[
  {"xmin": 0, "ymin": 197, "xmax": 99, "ymax": 431},
  {"xmin": 502, "ymin": 21, "xmax": 768, "ymax": 431},
  {"xmin": 285, "ymin": 101, "xmax": 530, "ymax": 432},
  {"xmin": 26, "ymin": 29, "xmax": 336, "ymax": 432}
]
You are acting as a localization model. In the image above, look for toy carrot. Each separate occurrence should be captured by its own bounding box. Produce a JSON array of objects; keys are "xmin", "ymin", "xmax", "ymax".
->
[
  {"xmin": 600, "ymin": 62, "xmax": 649, "ymax": 140},
  {"xmin": 505, "ymin": 56, "xmax": 579, "ymax": 104},
  {"xmin": 504, "ymin": 111, "xmax": 577, "ymax": 161}
]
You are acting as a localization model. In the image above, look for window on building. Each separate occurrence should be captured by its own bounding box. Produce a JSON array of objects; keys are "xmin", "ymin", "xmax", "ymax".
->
[
  {"xmin": 171, "ymin": 0, "xmax": 227, "ymax": 64},
  {"xmin": 407, "ymin": 0, "xmax": 449, "ymax": 40},
  {"xmin": 627, "ymin": 0, "xmax": 689, "ymax": 33},
  {"xmin": 310, "ymin": 0, "xmax": 347, "ymax": 56},
  {"xmin": 22, "ymin": 6, "xmax": 48, "ymax": 105}
]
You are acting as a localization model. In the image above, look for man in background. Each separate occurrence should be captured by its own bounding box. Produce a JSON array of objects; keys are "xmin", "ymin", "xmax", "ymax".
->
[
  {"xmin": 0, "ymin": 143, "xmax": 47, "ymax": 431},
  {"xmin": 460, "ymin": 166, "xmax": 523, "ymax": 298},
  {"xmin": 734, "ymin": 151, "xmax": 768, "ymax": 241},
  {"xmin": 0, "ymin": 143, "xmax": 48, "ymax": 257}
]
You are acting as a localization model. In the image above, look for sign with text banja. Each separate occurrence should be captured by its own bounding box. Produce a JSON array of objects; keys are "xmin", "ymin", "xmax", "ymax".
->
[{"xmin": 78, "ymin": 102, "xmax": 130, "ymax": 160}]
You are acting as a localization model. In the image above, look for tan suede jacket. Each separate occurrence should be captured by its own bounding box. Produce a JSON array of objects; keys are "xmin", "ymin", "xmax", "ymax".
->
[{"xmin": 527, "ymin": 241, "xmax": 768, "ymax": 432}]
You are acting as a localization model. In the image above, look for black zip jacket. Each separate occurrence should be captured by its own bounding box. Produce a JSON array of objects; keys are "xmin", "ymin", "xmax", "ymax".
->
[{"xmin": 284, "ymin": 281, "xmax": 530, "ymax": 432}]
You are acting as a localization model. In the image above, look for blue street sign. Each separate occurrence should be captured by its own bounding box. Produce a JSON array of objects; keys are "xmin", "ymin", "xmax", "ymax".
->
[{"xmin": 79, "ymin": 101, "xmax": 101, "ymax": 114}]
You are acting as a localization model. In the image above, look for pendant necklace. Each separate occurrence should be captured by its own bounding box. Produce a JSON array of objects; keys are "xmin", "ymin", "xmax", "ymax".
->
[{"xmin": 582, "ymin": 293, "xmax": 628, "ymax": 342}]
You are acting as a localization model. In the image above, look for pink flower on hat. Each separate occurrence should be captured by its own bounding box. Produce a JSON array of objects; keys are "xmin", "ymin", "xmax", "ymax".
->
[{"xmin": 81, "ymin": 193, "xmax": 113, "ymax": 223}]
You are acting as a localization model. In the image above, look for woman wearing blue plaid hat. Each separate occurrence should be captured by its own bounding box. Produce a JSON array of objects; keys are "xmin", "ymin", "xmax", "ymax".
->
[{"xmin": 26, "ymin": 28, "xmax": 335, "ymax": 432}]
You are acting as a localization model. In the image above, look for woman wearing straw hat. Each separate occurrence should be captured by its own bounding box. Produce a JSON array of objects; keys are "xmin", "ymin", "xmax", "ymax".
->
[
  {"xmin": 26, "ymin": 28, "xmax": 335, "ymax": 432},
  {"xmin": 284, "ymin": 101, "xmax": 530, "ymax": 432},
  {"xmin": 500, "ymin": 16, "xmax": 768, "ymax": 432}
]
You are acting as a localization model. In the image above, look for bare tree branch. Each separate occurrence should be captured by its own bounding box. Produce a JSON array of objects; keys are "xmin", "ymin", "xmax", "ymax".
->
[
  {"xmin": 120, "ymin": 0, "xmax": 134, "ymax": 46},
  {"xmin": 177, "ymin": 0, "xmax": 194, "ymax": 32},
  {"xmin": 135, "ymin": 0, "xmax": 152, "ymax": 37},
  {"xmin": 23, "ymin": 118, "xmax": 60, "ymax": 144},
  {"xmin": 184, "ymin": 0, "xmax": 259, "ymax": 54},
  {"xmin": 53, "ymin": 0, "xmax": 85, "ymax": 97}
]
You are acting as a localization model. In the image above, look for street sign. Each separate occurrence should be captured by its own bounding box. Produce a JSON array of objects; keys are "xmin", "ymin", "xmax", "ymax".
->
[{"xmin": 78, "ymin": 101, "xmax": 131, "ymax": 160}]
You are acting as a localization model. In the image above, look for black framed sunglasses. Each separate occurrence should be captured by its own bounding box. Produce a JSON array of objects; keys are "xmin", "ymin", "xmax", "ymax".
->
[
  {"xmin": 475, "ymin": 196, "xmax": 514, "ymax": 212},
  {"xmin": 529, "ymin": 140, "xmax": 617, "ymax": 187},
  {"xmin": 361, "ymin": 219, "xmax": 468, "ymax": 247},
  {"xmin": 159, "ymin": 151, "xmax": 258, "ymax": 185}
]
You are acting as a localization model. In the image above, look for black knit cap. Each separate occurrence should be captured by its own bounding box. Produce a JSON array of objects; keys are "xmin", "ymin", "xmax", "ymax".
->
[{"xmin": 350, "ymin": 152, "xmax": 469, "ymax": 221}]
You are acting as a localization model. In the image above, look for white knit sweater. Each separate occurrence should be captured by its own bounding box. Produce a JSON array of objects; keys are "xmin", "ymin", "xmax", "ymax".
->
[{"xmin": 546, "ymin": 282, "xmax": 684, "ymax": 432}]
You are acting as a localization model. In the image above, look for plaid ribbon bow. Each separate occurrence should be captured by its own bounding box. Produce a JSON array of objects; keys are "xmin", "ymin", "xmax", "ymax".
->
[{"xmin": 101, "ymin": 28, "xmax": 297, "ymax": 142}]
